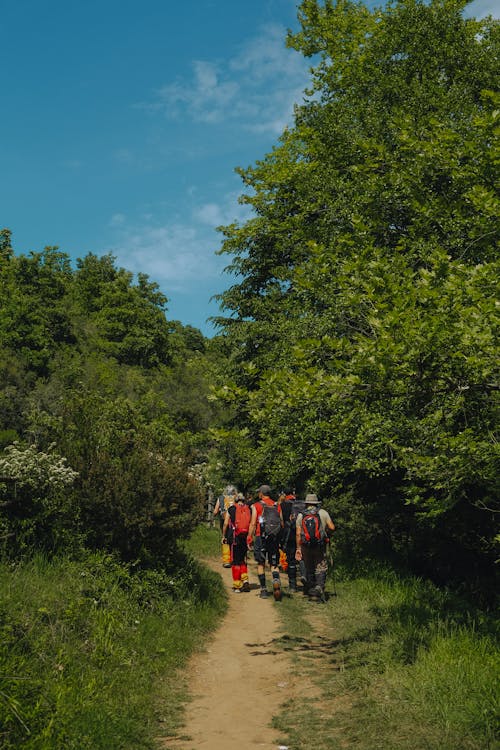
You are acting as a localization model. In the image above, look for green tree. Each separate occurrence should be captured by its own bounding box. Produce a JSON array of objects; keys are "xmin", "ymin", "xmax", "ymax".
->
[{"xmin": 213, "ymin": 0, "xmax": 499, "ymax": 592}]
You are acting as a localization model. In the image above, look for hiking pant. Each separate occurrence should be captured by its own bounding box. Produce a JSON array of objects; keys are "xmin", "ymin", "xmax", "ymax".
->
[
  {"xmin": 221, "ymin": 525, "xmax": 234, "ymax": 565},
  {"xmin": 253, "ymin": 535, "xmax": 279, "ymax": 568},
  {"xmin": 231, "ymin": 533, "xmax": 248, "ymax": 589},
  {"xmin": 301, "ymin": 545, "xmax": 327, "ymax": 593},
  {"xmin": 285, "ymin": 541, "xmax": 297, "ymax": 587}
]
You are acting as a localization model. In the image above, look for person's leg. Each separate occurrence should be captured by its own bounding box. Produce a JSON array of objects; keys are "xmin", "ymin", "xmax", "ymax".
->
[
  {"xmin": 234, "ymin": 535, "xmax": 249, "ymax": 591},
  {"xmin": 254, "ymin": 537, "xmax": 268, "ymax": 596},
  {"xmin": 304, "ymin": 548, "xmax": 325, "ymax": 600},
  {"xmin": 313, "ymin": 551, "xmax": 328, "ymax": 599},
  {"xmin": 231, "ymin": 564, "xmax": 242, "ymax": 591},
  {"xmin": 286, "ymin": 541, "xmax": 297, "ymax": 591},
  {"xmin": 301, "ymin": 546, "xmax": 316, "ymax": 595},
  {"xmin": 268, "ymin": 538, "xmax": 282, "ymax": 600}
]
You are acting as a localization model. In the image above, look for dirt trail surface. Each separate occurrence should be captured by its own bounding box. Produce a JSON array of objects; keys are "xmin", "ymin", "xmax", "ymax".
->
[{"xmin": 161, "ymin": 559, "xmax": 299, "ymax": 750}]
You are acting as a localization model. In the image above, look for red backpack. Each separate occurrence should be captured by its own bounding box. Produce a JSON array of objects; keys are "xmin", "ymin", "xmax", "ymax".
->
[
  {"xmin": 234, "ymin": 503, "xmax": 251, "ymax": 535},
  {"xmin": 300, "ymin": 507, "xmax": 324, "ymax": 546}
]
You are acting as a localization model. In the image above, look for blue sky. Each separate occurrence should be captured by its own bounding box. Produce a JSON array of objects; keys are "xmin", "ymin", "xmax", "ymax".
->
[{"xmin": 1, "ymin": 0, "xmax": 495, "ymax": 335}]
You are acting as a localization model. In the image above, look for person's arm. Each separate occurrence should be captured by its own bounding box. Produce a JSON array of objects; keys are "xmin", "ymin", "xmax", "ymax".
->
[
  {"xmin": 324, "ymin": 511, "xmax": 335, "ymax": 535},
  {"xmin": 213, "ymin": 498, "xmax": 220, "ymax": 516},
  {"xmin": 295, "ymin": 515, "xmax": 302, "ymax": 560},
  {"xmin": 222, "ymin": 511, "xmax": 230, "ymax": 541},
  {"xmin": 247, "ymin": 505, "xmax": 257, "ymax": 547}
]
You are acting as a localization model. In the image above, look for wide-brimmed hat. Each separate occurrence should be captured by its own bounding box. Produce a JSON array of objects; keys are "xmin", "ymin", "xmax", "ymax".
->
[
  {"xmin": 256, "ymin": 484, "xmax": 272, "ymax": 495},
  {"xmin": 305, "ymin": 493, "xmax": 320, "ymax": 504}
]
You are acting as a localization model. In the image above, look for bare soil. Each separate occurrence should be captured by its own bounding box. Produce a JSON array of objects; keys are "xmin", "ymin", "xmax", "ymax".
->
[{"xmin": 160, "ymin": 559, "xmax": 302, "ymax": 750}]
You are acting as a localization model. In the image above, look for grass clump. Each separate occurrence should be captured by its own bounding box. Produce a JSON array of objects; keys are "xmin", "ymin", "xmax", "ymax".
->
[
  {"xmin": 181, "ymin": 523, "xmax": 222, "ymax": 558},
  {"xmin": 274, "ymin": 565, "xmax": 499, "ymax": 750},
  {"xmin": 0, "ymin": 549, "xmax": 226, "ymax": 749}
]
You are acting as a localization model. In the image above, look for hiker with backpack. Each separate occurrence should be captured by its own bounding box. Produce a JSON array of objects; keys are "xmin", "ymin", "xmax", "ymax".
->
[
  {"xmin": 247, "ymin": 484, "xmax": 284, "ymax": 600},
  {"xmin": 214, "ymin": 485, "xmax": 237, "ymax": 567},
  {"xmin": 279, "ymin": 488, "xmax": 301, "ymax": 593},
  {"xmin": 295, "ymin": 494, "xmax": 335, "ymax": 602},
  {"xmin": 222, "ymin": 492, "xmax": 251, "ymax": 593}
]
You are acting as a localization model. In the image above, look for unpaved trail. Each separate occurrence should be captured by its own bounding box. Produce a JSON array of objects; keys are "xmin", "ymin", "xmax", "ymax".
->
[{"xmin": 160, "ymin": 559, "xmax": 299, "ymax": 750}]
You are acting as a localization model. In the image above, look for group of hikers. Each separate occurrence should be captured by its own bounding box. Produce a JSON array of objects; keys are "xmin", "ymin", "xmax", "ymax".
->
[{"xmin": 213, "ymin": 484, "xmax": 335, "ymax": 602}]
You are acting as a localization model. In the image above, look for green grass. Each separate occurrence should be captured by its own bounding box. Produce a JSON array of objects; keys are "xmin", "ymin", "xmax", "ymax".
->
[
  {"xmin": 0, "ymin": 548, "xmax": 227, "ymax": 749},
  {"xmin": 273, "ymin": 566, "xmax": 499, "ymax": 750},
  {"xmin": 181, "ymin": 523, "xmax": 222, "ymax": 558}
]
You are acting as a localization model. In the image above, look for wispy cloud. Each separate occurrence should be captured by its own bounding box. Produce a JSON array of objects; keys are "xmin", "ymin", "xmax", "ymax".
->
[
  {"xmin": 464, "ymin": 0, "xmax": 499, "ymax": 17},
  {"xmin": 194, "ymin": 192, "xmax": 253, "ymax": 228},
  {"xmin": 106, "ymin": 192, "xmax": 250, "ymax": 292},
  {"xmin": 142, "ymin": 23, "xmax": 310, "ymax": 135},
  {"xmin": 108, "ymin": 221, "xmax": 221, "ymax": 291}
]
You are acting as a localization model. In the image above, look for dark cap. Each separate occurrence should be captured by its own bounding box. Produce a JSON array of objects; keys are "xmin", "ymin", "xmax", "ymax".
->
[{"xmin": 256, "ymin": 484, "xmax": 271, "ymax": 495}]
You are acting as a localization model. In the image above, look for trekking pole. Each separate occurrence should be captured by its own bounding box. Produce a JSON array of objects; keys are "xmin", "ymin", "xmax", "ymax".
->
[{"xmin": 327, "ymin": 542, "xmax": 337, "ymax": 597}]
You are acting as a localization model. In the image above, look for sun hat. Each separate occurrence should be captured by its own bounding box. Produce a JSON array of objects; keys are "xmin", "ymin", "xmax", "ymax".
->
[{"xmin": 305, "ymin": 493, "xmax": 320, "ymax": 504}]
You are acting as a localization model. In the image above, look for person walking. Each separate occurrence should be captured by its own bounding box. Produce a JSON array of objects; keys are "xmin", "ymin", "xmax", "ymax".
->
[
  {"xmin": 222, "ymin": 492, "xmax": 251, "ymax": 593},
  {"xmin": 279, "ymin": 488, "xmax": 301, "ymax": 593},
  {"xmin": 214, "ymin": 485, "xmax": 236, "ymax": 567},
  {"xmin": 247, "ymin": 484, "xmax": 283, "ymax": 600},
  {"xmin": 295, "ymin": 494, "xmax": 335, "ymax": 602}
]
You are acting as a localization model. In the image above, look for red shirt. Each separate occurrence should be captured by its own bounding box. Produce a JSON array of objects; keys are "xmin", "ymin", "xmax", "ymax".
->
[{"xmin": 253, "ymin": 496, "xmax": 275, "ymax": 537}]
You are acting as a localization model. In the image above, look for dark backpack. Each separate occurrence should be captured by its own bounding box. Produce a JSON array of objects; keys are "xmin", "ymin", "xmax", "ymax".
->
[
  {"xmin": 290, "ymin": 498, "xmax": 306, "ymax": 524},
  {"xmin": 234, "ymin": 503, "xmax": 251, "ymax": 535},
  {"xmin": 261, "ymin": 501, "xmax": 281, "ymax": 538},
  {"xmin": 300, "ymin": 507, "xmax": 324, "ymax": 546}
]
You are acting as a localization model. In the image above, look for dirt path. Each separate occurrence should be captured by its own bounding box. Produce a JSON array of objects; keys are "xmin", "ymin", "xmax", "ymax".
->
[{"xmin": 160, "ymin": 559, "xmax": 299, "ymax": 750}]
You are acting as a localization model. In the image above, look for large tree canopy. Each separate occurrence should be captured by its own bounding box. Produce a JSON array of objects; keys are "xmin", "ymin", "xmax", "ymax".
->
[
  {"xmin": 213, "ymin": 0, "xmax": 499, "ymax": 593},
  {"xmin": 0, "ymin": 232, "xmax": 220, "ymax": 562}
]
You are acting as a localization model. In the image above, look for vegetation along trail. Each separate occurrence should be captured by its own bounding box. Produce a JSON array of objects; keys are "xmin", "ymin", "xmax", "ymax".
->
[{"xmin": 161, "ymin": 558, "xmax": 308, "ymax": 750}]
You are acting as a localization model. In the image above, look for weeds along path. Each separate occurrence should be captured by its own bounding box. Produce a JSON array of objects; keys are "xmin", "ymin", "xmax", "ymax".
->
[{"xmin": 160, "ymin": 558, "xmax": 302, "ymax": 750}]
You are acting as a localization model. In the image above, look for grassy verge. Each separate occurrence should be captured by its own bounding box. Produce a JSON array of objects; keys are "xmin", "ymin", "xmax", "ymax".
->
[
  {"xmin": 0, "ymin": 547, "xmax": 227, "ymax": 749},
  {"xmin": 181, "ymin": 523, "xmax": 222, "ymax": 559},
  {"xmin": 273, "ymin": 563, "xmax": 499, "ymax": 750}
]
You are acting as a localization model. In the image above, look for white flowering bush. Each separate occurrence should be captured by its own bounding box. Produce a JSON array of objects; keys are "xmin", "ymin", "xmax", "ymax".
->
[
  {"xmin": 0, "ymin": 443, "xmax": 78, "ymax": 491},
  {"xmin": 0, "ymin": 443, "xmax": 80, "ymax": 556}
]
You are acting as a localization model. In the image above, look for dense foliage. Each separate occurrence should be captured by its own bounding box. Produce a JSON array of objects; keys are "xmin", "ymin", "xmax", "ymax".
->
[
  {"xmin": 212, "ymin": 0, "xmax": 499, "ymax": 596},
  {"xmin": 0, "ymin": 229, "xmax": 220, "ymax": 563}
]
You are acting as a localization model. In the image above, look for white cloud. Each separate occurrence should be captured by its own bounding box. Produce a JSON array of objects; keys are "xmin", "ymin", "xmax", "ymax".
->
[
  {"xmin": 105, "ymin": 191, "xmax": 250, "ymax": 292},
  {"xmin": 158, "ymin": 60, "xmax": 240, "ymax": 124},
  {"xmin": 109, "ymin": 213, "xmax": 126, "ymax": 227},
  {"xmin": 464, "ymin": 0, "xmax": 499, "ymax": 17},
  {"xmin": 195, "ymin": 203, "xmax": 226, "ymax": 226},
  {"xmin": 194, "ymin": 193, "xmax": 253, "ymax": 228},
  {"xmin": 108, "ymin": 220, "xmax": 222, "ymax": 291},
  {"xmin": 146, "ymin": 23, "xmax": 310, "ymax": 134}
]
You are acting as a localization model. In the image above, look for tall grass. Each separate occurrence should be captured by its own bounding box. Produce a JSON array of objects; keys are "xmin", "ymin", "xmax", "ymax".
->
[
  {"xmin": 274, "ymin": 564, "xmax": 499, "ymax": 750},
  {"xmin": 0, "ymin": 549, "xmax": 226, "ymax": 749}
]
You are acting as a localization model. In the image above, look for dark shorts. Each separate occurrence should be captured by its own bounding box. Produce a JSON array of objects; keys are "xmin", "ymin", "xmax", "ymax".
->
[
  {"xmin": 253, "ymin": 534, "xmax": 279, "ymax": 568},
  {"xmin": 232, "ymin": 533, "xmax": 248, "ymax": 565}
]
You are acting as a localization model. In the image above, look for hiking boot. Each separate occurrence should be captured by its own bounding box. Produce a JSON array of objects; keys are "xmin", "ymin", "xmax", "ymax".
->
[
  {"xmin": 273, "ymin": 579, "xmax": 282, "ymax": 601},
  {"xmin": 233, "ymin": 588, "xmax": 241, "ymax": 593},
  {"xmin": 242, "ymin": 581, "xmax": 250, "ymax": 592},
  {"xmin": 259, "ymin": 589, "xmax": 270, "ymax": 599},
  {"xmin": 289, "ymin": 582, "xmax": 297, "ymax": 593},
  {"xmin": 223, "ymin": 563, "xmax": 232, "ymax": 568},
  {"xmin": 308, "ymin": 585, "xmax": 323, "ymax": 602}
]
